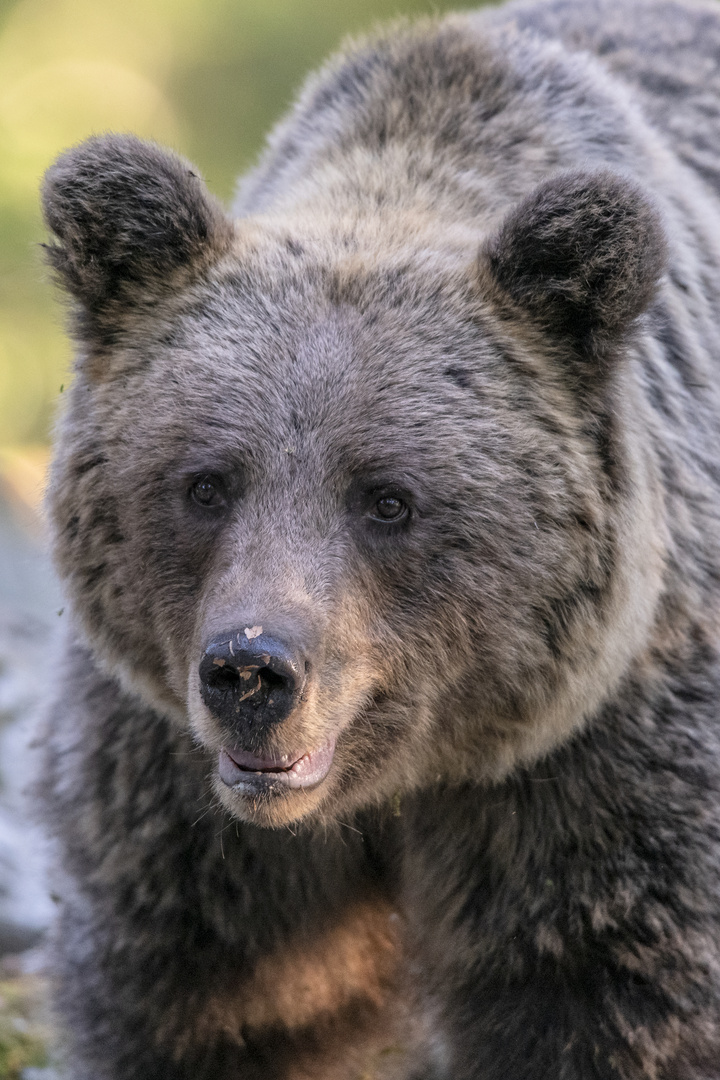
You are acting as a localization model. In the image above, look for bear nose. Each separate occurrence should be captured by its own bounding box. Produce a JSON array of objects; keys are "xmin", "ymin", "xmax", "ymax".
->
[{"xmin": 198, "ymin": 630, "xmax": 306, "ymax": 731}]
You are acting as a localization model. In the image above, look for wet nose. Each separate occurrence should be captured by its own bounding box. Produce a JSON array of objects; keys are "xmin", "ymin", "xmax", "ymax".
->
[{"xmin": 198, "ymin": 629, "xmax": 306, "ymax": 731}]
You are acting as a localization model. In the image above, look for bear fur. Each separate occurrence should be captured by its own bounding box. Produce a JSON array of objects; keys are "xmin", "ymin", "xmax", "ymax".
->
[{"xmin": 39, "ymin": 0, "xmax": 720, "ymax": 1076}]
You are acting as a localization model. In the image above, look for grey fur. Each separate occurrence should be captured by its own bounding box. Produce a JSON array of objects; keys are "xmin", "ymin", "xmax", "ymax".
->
[
  {"xmin": 39, "ymin": 0, "xmax": 720, "ymax": 1076},
  {"xmin": 43, "ymin": 135, "xmax": 233, "ymax": 350}
]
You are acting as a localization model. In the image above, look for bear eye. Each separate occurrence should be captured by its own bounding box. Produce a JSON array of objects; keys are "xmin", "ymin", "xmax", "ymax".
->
[
  {"xmin": 189, "ymin": 475, "xmax": 226, "ymax": 509},
  {"xmin": 370, "ymin": 496, "xmax": 408, "ymax": 523}
]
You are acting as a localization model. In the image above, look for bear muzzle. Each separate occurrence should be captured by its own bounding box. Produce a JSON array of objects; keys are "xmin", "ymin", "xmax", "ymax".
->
[{"xmin": 198, "ymin": 628, "xmax": 338, "ymax": 792}]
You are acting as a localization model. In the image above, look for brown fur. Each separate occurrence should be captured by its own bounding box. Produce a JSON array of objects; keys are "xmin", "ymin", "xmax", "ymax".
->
[
  {"xmin": 38, "ymin": 0, "xmax": 720, "ymax": 1076},
  {"xmin": 168, "ymin": 899, "xmax": 400, "ymax": 1043},
  {"xmin": 157, "ymin": 898, "xmax": 411, "ymax": 1080}
]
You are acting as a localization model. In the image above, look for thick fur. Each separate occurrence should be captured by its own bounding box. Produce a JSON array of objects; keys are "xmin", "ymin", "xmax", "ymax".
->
[
  {"xmin": 480, "ymin": 170, "xmax": 667, "ymax": 359},
  {"xmin": 43, "ymin": 136, "xmax": 233, "ymax": 358},
  {"xmin": 39, "ymin": 0, "xmax": 720, "ymax": 1077}
]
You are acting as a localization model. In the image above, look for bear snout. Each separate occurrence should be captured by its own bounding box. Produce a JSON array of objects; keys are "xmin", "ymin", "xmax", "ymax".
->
[{"xmin": 198, "ymin": 629, "xmax": 307, "ymax": 736}]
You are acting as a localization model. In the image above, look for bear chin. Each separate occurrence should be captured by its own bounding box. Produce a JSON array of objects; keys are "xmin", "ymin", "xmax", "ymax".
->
[{"xmin": 211, "ymin": 764, "xmax": 336, "ymax": 827}]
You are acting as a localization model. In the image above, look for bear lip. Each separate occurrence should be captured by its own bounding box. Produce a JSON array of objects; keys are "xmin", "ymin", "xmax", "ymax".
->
[{"xmin": 218, "ymin": 740, "xmax": 336, "ymax": 791}]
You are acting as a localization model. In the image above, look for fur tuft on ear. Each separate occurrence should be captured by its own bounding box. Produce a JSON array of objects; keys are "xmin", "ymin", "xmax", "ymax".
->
[
  {"xmin": 479, "ymin": 171, "xmax": 667, "ymax": 359},
  {"xmin": 42, "ymin": 134, "xmax": 234, "ymax": 315}
]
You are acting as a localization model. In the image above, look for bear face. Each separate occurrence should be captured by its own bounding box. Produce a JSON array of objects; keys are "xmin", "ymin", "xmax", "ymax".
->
[{"xmin": 44, "ymin": 137, "xmax": 667, "ymax": 828}]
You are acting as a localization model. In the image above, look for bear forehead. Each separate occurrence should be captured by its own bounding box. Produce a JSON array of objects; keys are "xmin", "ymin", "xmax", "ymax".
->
[{"xmin": 114, "ymin": 253, "xmax": 514, "ymax": 463}]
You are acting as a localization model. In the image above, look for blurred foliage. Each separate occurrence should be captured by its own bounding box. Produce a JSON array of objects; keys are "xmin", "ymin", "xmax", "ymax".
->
[
  {"xmin": 0, "ymin": 0, "xmax": 481, "ymax": 448},
  {"xmin": 0, "ymin": 972, "xmax": 51, "ymax": 1078}
]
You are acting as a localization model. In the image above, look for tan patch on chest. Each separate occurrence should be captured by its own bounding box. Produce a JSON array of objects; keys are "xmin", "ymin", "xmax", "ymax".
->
[
  {"xmin": 166, "ymin": 897, "xmax": 415, "ymax": 1077},
  {"xmin": 238, "ymin": 897, "xmax": 402, "ymax": 1033}
]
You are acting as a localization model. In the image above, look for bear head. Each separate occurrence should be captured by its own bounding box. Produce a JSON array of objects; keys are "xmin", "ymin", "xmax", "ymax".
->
[{"xmin": 43, "ymin": 134, "xmax": 667, "ymax": 827}]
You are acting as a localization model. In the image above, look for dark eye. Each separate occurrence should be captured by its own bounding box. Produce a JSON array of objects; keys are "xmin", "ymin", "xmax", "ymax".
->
[
  {"xmin": 189, "ymin": 475, "xmax": 226, "ymax": 509},
  {"xmin": 370, "ymin": 496, "xmax": 408, "ymax": 523}
]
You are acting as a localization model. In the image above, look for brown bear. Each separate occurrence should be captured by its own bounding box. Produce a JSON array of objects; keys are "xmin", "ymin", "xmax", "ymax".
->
[{"xmin": 39, "ymin": 0, "xmax": 720, "ymax": 1076}]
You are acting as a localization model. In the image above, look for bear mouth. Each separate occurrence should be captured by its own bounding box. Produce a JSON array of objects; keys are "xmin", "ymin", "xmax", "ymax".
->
[{"xmin": 218, "ymin": 740, "xmax": 336, "ymax": 792}]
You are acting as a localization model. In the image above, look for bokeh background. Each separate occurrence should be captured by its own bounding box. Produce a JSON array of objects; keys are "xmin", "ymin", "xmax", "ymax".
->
[{"xmin": 0, "ymin": 0, "xmax": 483, "ymax": 1074}]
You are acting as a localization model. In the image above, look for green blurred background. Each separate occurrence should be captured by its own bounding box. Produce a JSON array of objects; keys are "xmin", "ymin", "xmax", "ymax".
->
[{"xmin": 0, "ymin": 0, "xmax": 478, "ymax": 480}]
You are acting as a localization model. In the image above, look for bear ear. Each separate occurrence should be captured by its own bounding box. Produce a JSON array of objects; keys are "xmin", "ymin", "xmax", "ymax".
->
[
  {"xmin": 478, "ymin": 170, "xmax": 667, "ymax": 363},
  {"xmin": 42, "ymin": 134, "xmax": 234, "ymax": 319}
]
